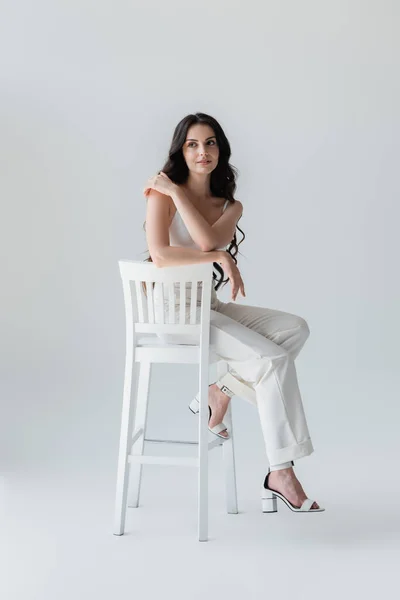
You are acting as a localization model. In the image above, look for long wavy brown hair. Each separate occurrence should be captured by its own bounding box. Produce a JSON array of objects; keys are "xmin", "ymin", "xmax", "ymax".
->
[{"xmin": 142, "ymin": 112, "xmax": 245, "ymax": 291}]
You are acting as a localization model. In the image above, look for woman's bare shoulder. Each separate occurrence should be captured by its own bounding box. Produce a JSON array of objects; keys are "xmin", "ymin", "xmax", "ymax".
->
[
  {"xmin": 228, "ymin": 199, "xmax": 243, "ymax": 215},
  {"xmin": 147, "ymin": 189, "xmax": 175, "ymax": 216},
  {"xmin": 213, "ymin": 196, "xmax": 243, "ymax": 209}
]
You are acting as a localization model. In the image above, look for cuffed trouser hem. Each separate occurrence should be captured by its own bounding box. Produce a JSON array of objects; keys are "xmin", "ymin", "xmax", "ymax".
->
[
  {"xmin": 269, "ymin": 460, "xmax": 294, "ymax": 471},
  {"xmin": 267, "ymin": 438, "xmax": 314, "ymax": 466},
  {"xmin": 217, "ymin": 370, "xmax": 257, "ymax": 405}
]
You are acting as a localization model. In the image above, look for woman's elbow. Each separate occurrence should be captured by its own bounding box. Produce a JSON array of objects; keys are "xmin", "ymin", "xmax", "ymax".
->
[
  {"xmin": 149, "ymin": 248, "xmax": 165, "ymax": 268},
  {"xmin": 199, "ymin": 239, "xmax": 218, "ymax": 252}
]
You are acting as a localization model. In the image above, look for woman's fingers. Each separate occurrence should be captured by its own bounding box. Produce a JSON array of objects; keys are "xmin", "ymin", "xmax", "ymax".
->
[
  {"xmin": 229, "ymin": 275, "xmax": 245, "ymax": 301},
  {"xmin": 143, "ymin": 174, "xmax": 159, "ymax": 196},
  {"xmin": 224, "ymin": 263, "xmax": 245, "ymax": 302},
  {"xmin": 143, "ymin": 177, "xmax": 152, "ymax": 195},
  {"xmin": 231, "ymin": 282, "xmax": 239, "ymax": 301}
]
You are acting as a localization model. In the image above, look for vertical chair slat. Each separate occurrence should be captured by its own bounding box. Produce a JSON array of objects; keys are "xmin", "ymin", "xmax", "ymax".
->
[
  {"xmin": 146, "ymin": 281, "xmax": 154, "ymax": 324},
  {"xmin": 168, "ymin": 283, "xmax": 175, "ymax": 324},
  {"xmin": 179, "ymin": 282, "xmax": 186, "ymax": 324},
  {"xmin": 190, "ymin": 281, "xmax": 197, "ymax": 325},
  {"xmin": 158, "ymin": 283, "xmax": 165, "ymax": 324},
  {"xmin": 135, "ymin": 281, "xmax": 145, "ymax": 323}
]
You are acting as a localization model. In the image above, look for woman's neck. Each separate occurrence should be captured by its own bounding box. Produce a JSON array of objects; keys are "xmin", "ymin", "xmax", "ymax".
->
[{"xmin": 182, "ymin": 174, "xmax": 211, "ymax": 201}]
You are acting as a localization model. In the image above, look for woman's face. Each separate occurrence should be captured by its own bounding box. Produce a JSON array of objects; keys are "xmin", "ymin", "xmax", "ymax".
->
[{"xmin": 182, "ymin": 123, "xmax": 219, "ymax": 174}]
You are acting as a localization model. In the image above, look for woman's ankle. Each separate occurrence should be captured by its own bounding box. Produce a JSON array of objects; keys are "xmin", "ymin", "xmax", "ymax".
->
[
  {"xmin": 209, "ymin": 383, "xmax": 230, "ymax": 402},
  {"xmin": 214, "ymin": 380, "xmax": 235, "ymax": 399}
]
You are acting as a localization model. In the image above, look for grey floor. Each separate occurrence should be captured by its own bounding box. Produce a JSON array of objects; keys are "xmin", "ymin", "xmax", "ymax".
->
[
  {"xmin": 1, "ymin": 450, "xmax": 398, "ymax": 599},
  {"xmin": 1, "ymin": 372, "xmax": 398, "ymax": 600}
]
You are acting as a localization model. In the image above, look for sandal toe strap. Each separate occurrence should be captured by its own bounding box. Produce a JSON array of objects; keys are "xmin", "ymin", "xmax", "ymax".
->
[
  {"xmin": 209, "ymin": 422, "xmax": 228, "ymax": 435},
  {"xmin": 300, "ymin": 498, "xmax": 316, "ymax": 511}
]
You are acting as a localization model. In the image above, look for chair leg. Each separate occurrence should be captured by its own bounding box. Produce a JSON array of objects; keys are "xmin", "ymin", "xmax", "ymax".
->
[
  {"xmin": 217, "ymin": 360, "xmax": 238, "ymax": 514},
  {"xmin": 113, "ymin": 361, "xmax": 139, "ymax": 536},
  {"xmin": 222, "ymin": 403, "xmax": 238, "ymax": 514},
  {"xmin": 198, "ymin": 360, "xmax": 209, "ymax": 542},
  {"xmin": 128, "ymin": 362, "xmax": 151, "ymax": 508}
]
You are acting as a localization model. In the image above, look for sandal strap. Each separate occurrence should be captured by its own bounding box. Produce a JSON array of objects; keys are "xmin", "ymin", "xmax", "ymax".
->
[
  {"xmin": 193, "ymin": 395, "xmax": 228, "ymax": 432},
  {"xmin": 209, "ymin": 422, "xmax": 228, "ymax": 435},
  {"xmin": 215, "ymin": 381, "xmax": 235, "ymax": 398},
  {"xmin": 300, "ymin": 498, "xmax": 315, "ymax": 511}
]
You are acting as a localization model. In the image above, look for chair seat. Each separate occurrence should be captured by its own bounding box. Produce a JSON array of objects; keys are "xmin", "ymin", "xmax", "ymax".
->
[
  {"xmin": 137, "ymin": 334, "xmax": 216, "ymax": 349},
  {"xmin": 136, "ymin": 334, "xmax": 219, "ymax": 364},
  {"xmin": 136, "ymin": 334, "xmax": 196, "ymax": 347}
]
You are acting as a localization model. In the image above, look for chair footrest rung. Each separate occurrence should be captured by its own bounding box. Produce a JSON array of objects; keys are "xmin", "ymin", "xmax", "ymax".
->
[
  {"xmin": 128, "ymin": 455, "xmax": 199, "ymax": 467},
  {"xmin": 143, "ymin": 437, "xmax": 224, "ymax": 450},
  {"xmin": 144, "ymin": 437, "xmax": 198, "ymax": 445}
]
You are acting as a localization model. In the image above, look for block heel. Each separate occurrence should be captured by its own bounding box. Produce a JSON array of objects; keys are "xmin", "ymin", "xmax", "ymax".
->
[{"xmin": 261, "ymin": 488, "xmax": 278, "ymax": 513}]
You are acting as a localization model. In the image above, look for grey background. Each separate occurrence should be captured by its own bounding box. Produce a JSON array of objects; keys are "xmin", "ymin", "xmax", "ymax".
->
[{"xmin": 1, "ymin": 1, "xmax": 399, "ymax": 598}]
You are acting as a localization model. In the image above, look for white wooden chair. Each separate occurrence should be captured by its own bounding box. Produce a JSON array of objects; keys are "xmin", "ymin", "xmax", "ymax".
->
[{"xmin": 113, "ymin": 260, "xmax": 238, "ymax": 542}]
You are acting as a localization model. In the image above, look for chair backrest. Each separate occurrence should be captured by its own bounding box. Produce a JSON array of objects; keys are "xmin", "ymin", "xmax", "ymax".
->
[{"xmin": 118, "ymin": 260, "xmax": 214, "ymax": 342}]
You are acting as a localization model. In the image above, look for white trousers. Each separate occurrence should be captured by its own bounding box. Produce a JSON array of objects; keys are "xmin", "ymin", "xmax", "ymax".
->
[
  {"xmin": 154, "ymin": 284, "xmax": 314, "ymax": 466},
  {"xmin": 208, "ymin": 289, "xmax": 314, "ymax": 466}
]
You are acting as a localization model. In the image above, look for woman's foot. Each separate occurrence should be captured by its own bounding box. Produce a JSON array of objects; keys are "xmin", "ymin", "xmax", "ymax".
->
[
  {"xmin": 207, "ymin": 383, "xmax": 231, "ymax": 438},
  {"xmin": 267, "ymin": 467, "xmax": 320, "ymax": 510}
]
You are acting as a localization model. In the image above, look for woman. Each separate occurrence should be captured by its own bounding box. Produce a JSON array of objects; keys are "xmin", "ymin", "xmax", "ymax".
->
[{"xmin": 143, "ymin": 112, "xmax": 324, "ymax": 513}]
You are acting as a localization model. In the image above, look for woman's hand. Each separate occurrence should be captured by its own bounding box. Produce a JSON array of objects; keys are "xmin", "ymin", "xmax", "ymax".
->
[
  {"xmin": 143, "ymin": 171, "xmax": 178, "ymax": 198},
  {"xmin": 217, "ymin": 252, "xmax": 246, "ymax": 302}
]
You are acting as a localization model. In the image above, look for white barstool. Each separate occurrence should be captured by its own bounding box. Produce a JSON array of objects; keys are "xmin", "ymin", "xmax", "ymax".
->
[{"xmin": 113, "ymin": 260, "xmax": 238, "ymax": 542}]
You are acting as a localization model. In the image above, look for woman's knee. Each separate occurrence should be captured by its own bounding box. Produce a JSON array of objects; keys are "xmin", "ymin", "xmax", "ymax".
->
[
  {"xmin": 282, "ymin": 314, "xmax": 310, "ymax": 339},
  {"xmin": 298, "ymin": 317, "xmax": 310, "ymax": 339}
]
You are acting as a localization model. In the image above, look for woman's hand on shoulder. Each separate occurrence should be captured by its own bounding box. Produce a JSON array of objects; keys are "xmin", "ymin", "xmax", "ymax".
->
[{"xmin": 143, "ymin": 171, "xmax": 178, "ymax": 198}]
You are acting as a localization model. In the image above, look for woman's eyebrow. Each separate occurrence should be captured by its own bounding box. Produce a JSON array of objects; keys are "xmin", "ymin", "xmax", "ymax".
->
[{"xmin": 186, "ymin": 136, "xmax": 216, "ymax": 141}]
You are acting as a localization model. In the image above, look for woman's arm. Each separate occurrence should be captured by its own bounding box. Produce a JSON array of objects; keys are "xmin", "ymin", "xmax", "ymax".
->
[
  {"xmin": 145, "ymin": 189, "xmax": 223, "ymax": 267},
  {"xmin": 145, "ymin": 190, "xmax": 245, "ymax": 299},
  {"xmin": 144, "ymin": 172, "xmax": 243, "ymax": 251},
  {"xmin": 171, "ymin": 187, "xmax": 243, "ymax": 252}
]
